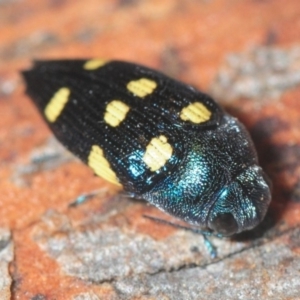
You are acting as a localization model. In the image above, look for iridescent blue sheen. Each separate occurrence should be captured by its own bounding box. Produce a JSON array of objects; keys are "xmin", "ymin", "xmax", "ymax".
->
[
  {"xmin": 23, "ymin": 59, "xmax": 272, "ymax": 237},
  {"xmin": 142, "ymin": 115, "xmax": 271, "ymax": 236}
]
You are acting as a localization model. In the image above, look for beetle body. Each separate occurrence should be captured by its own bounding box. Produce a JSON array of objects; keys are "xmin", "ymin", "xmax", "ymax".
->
[{"xmin": 22, "ymin": 59, "xmax": 271, "ymax": 236}]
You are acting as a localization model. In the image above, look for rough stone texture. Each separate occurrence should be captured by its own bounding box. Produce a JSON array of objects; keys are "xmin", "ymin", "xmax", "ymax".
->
[
  {"xmin": 210, "ymin": 47, "xmax": 300, "ymax": 102},
  {"xmin": 114, "ymin": 228, "xmax": 300, "ymax": 300},
  {"xmin": 0, "ymin": 229, "xmax": 13, "ymax": 300},
  {"xmin": 31, "ymin": 210, "xmax": 263, "ymax": 282},
  {"xmin": 1, "ymin": 0, "xmax": 300, "ymax": 299}
]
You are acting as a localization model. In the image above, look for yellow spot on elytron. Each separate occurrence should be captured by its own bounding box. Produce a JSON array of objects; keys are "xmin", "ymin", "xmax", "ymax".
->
[
  {"xmin": 143, "ymin": 135, "xmax": 173, "ymax": 172},
  {"xmin": 44, "ymin": 87, "xmax": 70, "ymax": 123},
  {"xmin": 180, "ymin": 102, "xmax": 212, "ymax": 124},
  {"xmin": 83, "ymin": 59, "xmax": 107, "ymax": 70},
  {"xmin": 88, "ymin": 145, "xmax": 121, "ymax": 186},
  {"xmin": 104, "ymin": 100, "xmax": 130, "ymax": 127},
  {"xmin": 127, "ymin": 78, "xmax": 157, "ymax": 98}
]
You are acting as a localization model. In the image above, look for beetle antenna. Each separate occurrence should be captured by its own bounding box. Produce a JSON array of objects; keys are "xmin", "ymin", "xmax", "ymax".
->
[{"xmin": 143, "ymin": 214, "xmax": 222, "ymax": 258}]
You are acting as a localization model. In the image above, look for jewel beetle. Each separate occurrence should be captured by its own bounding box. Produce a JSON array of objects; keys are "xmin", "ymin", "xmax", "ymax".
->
[{"xmin": 22, "ymin": 59, "xmax": 271, "ymax": 237}]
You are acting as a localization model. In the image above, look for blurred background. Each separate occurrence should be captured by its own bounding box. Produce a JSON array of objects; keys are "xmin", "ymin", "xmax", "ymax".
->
[{"xmin": 1, "ymin": 1, "xmax": 300, "ymax": 299}]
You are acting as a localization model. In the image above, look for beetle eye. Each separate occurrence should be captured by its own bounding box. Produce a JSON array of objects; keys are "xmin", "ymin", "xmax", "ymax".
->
[{"xmin": 209, "ymin": 213, "xmax": 238, "ymax": 236}]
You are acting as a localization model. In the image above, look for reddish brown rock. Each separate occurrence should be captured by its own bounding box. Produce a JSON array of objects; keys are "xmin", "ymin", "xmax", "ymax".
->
[{"xmin": 1, "ymin": 0, "xmax": 300, "ymax": 299}]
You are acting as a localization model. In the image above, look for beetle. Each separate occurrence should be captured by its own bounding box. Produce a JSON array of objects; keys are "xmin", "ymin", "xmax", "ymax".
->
[{"xmin": 22, "ymin": 59, "xmax": 271, "ymax": 238}]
